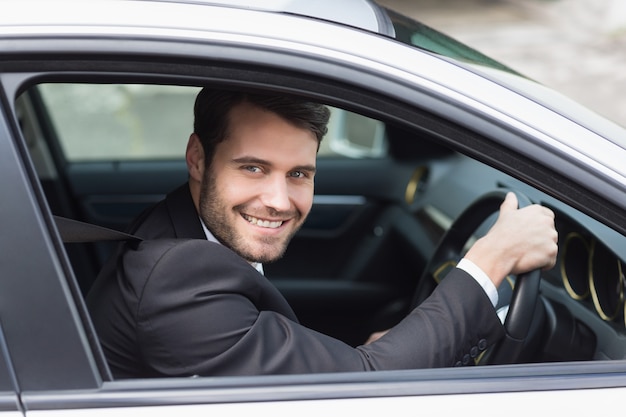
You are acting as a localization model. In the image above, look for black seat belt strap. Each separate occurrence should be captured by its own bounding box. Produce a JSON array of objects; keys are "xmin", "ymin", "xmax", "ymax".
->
[{"xmin": 54, "ymin": 216, "xmax": 142, "ymax": 243}]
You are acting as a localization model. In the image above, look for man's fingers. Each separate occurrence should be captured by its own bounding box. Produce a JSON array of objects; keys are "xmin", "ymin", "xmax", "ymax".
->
[{"xmin": 499, "ymin": 191, "xmax": 518, "ymax": 213}]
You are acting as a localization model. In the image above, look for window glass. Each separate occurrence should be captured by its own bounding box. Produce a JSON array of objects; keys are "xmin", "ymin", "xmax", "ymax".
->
[
  {"xmin": 39, "ymin": 84, "xmax": 198, "ymax": 161},
  {"xmin": 38, "ymin": 84, "xmax": 387, "ymax": 161},
  {"xmin": 387, "ymin": 9, "xmax": 517, "ymax": 75}
]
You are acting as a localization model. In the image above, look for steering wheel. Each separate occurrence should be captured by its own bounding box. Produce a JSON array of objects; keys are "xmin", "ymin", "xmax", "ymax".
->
[{"xmin": 410, "ymin": 189, "xmax": 541, "ymax": 365}]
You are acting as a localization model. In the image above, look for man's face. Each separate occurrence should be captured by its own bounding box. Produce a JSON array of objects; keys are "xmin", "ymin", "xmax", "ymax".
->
[{"xmin": 198, "ymin": 102, "xmax": 318, "ymax": 263}]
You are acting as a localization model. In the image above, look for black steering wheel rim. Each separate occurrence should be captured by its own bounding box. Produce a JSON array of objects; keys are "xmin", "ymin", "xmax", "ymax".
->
[{"xmin": 411, "ymin": 189, "xmax": 541, "ymax": 365}]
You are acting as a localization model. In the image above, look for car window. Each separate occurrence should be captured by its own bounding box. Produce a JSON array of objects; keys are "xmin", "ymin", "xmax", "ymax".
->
[
  {"xmin": 11, "ymin": 77, "xmax": 626, "ymax": 406},
  {"xmin": 386, "ymin": 9, "xmax": 519, "ymax": 75},
  {"xmin": 38, "ymin": 84, "xmax": 387, "ymax": 161}
]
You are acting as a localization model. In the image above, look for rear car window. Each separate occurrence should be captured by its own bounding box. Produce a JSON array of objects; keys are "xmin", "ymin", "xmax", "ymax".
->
[{"xmin": 38, "ymin": 84, "xmax": 388, "ymax": 161}]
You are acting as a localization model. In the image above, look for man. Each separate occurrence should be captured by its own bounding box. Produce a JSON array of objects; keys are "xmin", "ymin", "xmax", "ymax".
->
[{"xmin": 87, "ymin": 88, "xmax": 558, "ymax": 378}]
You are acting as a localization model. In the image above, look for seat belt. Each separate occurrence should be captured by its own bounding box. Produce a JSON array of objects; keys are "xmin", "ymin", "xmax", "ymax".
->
[{"xmin": 54, "ymin": 215, "xmax": 142, "ymax": 243}]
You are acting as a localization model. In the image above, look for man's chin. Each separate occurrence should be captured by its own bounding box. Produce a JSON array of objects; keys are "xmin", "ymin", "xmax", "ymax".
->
[
  {"xmin": 241, "ymin": 244, "xmax": 288, "ymax": 264},
  {"xmin": 244, "ymin": 250, "xmax": 285, "ymax": 264},
  {"xmin": 232, "ymin": 227, "xmax": 301, "ymax": 263}
]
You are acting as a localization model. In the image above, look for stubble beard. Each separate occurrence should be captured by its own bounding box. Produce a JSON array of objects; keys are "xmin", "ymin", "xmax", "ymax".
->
[{"xmin": 198, "ymin": 172, "xmax": 304, "ymax": 264}]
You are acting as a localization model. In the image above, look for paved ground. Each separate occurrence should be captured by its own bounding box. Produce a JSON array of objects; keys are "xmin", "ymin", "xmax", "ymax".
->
[{"xmin": 377, "ymin": 0, "xmax": 626, "ymax": 127}]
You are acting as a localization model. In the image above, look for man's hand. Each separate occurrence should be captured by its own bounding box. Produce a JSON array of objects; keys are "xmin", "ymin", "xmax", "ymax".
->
[{"xmin": 464, "ymin": 192, "xmax": 558, "ymax": 288}]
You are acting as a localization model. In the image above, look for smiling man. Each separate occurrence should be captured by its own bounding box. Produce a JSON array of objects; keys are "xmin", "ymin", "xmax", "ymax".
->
[{"xmin": 86, "ymin": 87, "xmax": 558, "ymax": 379}]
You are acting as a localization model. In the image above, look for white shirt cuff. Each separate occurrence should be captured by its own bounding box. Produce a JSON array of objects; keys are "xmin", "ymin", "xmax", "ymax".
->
[{"xmin": 456, "ymin": 258, "xmax": 499, "ymax": 307}]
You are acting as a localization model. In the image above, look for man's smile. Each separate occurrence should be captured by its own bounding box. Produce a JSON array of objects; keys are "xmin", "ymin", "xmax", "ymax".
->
[{"xmin": 242, "ymin": 213, "xmax": 285, "ymax": 229}]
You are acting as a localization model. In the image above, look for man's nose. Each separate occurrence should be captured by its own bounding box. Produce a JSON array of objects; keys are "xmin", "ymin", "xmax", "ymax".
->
[{"xmin": 260, "ymin": 175, "xmax": 291, "ymax": 212}]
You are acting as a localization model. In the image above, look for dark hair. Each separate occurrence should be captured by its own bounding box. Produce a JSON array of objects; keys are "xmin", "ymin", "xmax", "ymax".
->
[{"xmin": 193, "ymin": 88, "xmax": 330, "ymax": 168}]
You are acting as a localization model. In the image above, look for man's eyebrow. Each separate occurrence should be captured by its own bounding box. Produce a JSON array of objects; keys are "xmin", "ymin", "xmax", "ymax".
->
[
  {"xmin": 294, "ymin": 164, "xmax": 317, "ymax": 174},
  {"xmin": 232, "ymin": 156, "xmax": 269, "ymax": 166},
  {"xmin": 232, "ymin": 156, "xmax": 316, "ymax": 174}
]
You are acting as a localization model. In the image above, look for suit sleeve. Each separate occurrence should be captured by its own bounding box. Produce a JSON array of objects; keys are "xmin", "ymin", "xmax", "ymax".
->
[{"xmin": 126, "ymin": 239, "xmax": 503, "ymax": 377}]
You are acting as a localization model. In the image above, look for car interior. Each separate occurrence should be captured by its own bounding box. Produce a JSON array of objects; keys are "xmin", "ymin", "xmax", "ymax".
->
[{"xmin": 15, "ymin": 81, "xmax": 626, "ymax": 373}]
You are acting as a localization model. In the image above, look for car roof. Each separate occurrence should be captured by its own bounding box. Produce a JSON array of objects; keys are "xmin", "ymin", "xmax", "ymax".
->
[{"xmin": 155, "ymin": 0, "xmax": 395, "ymax": 36}]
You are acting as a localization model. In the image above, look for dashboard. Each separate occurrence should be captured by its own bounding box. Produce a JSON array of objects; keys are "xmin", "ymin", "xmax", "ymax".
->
[
  {"xmin": 419, "ymin": 154, "xmax": 626, "ymax": 363},
  {"xmin": 555, "ymin": 209, "xmax": 625, "ymax": 326},
  {"xmin": 537, "ymin": 206, "xmax": 626, "ymax": 362}
]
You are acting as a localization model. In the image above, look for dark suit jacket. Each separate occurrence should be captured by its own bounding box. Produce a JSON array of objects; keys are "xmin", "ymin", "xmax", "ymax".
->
[{"xmin": 87, "ymin": 184, "xmax": 504, "ymax": 378}]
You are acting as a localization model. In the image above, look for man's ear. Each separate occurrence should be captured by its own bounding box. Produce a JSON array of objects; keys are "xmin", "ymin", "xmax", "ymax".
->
[{"xmin": 186, "ymin": 133, "xmax": 205, "ymax": 183}]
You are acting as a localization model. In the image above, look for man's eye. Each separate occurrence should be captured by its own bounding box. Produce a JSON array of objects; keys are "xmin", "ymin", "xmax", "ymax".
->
[
  {"xmin": 289, "ymin": 171, "xmax": 306, "ymax": 179},
  {"xmin": 244, "ymin": 166, "xmax": 261, "ymax": 173}
]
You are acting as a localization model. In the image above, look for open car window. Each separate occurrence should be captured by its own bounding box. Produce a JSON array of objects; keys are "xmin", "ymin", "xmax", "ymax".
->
[{"xmin": 19, "ymin": 79, "xmax": 626, "ymax": 371}]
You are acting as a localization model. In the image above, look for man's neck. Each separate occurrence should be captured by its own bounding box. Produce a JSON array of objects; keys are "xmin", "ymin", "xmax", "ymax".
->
[{"xmin": 199, "ymin": 217, "xmax": 264, "ymax": 275}]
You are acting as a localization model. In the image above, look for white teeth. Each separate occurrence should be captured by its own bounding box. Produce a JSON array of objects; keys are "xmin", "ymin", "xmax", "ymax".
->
[{"xmin": 244, "ymin": 215, "xmax": 283, "ymax": 229}]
